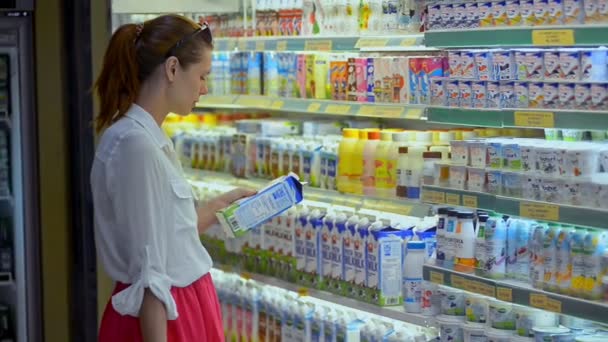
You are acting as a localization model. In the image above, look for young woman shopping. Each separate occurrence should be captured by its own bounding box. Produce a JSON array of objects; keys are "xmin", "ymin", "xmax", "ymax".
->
[{"xmin": 92, "ymin": 14, "xmax": 254, "ymax": 342}]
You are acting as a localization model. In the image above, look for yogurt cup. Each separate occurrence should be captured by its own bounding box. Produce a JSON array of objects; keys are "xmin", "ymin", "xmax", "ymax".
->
[
  {"xmin": 561, "ymin": 147, "xmax": 599, "ymax": 177},
  {"xmin": 450, "ymin": 165, "xmax": 468, "ymax": 190},
  {"xmin": 465, "ymin": 294, "xmax": 489, "ymax": 324},
  {"xmin": 532, "ymin": 327, "xmax": 571, "ymax": 342},
  {"xmin": 562, "ymin": 129, "xmax": 584, "ymax": 142},
  {"xmin": 488, "ymin": 140, "xmax": 504, "ymax": 169},
  {"xmin": 502, "ymin": 171, "xmax": 524, "ymax": 198},
  {"xmin": 544, "ymin": 129, "xmax": 562, "ymax": 141},
  {"xmin": 421, "ymin": 281, "xmax": 439, "ymax": 316},
  {"xmin": 536, "ymin": 146, "xmax": 560, "ymax": 176},
  {"xmin": 437, "ymin": 315, "xmax": 465, "ymax": 342},
  {"xmin": 487, "ymin": 328, "xmax": 514, "ymax": 342},
  {"xmin": 489, "ymin": 299, "xmax": 516, "ymax": 330},
  {"xmin": 487, "ymin": 169, "xmax": 503, "ymax": 194},
  {"xmin": 439, "ymin": 286, "xmax": 466, "ymax": 316},
  {"xmin": 469, "ymin": 140, "xmax": 489, "ymax": 168},
  {"xmin": 523, "ymin": 175, "xmax": 542, "ymax": 201},
  {"xmin": 575, "ymin": 336, "xmax": 608, "ymax": 342},
  {"xmin": 503, "ymin": 142, "xmax": 522, "ymax": 170},
  {"xmin": 463, "ymin": 323, "xmax": 488, "ymax": 342},
  {"xmin": 539, "ymin": 176, "xmax": 563, "ymax": 203},
  {"xmin": 451, "ymin": 140, "xmax": 469, "ymax": 165},
  {"xmin": 521, "ymin": 143, "xmax": 538, "ymax": 172},
  {"xmin": 514, "ymin": 305, "xmax": 558, "ymax": 337}
]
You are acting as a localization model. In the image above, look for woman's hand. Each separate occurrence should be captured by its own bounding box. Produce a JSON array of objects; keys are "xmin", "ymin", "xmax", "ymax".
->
[{"xmin": 196, "ymin": 187, "xmax": 256, "ymax": 234}]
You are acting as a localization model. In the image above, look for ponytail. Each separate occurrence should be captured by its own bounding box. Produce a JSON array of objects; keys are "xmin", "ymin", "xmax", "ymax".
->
[{"xmin": 94, "ymin": 24, "xmax": 141, "ymax": 133}]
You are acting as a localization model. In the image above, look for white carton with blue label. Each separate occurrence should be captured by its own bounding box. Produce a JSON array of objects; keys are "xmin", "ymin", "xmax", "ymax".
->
[{"xmin": 216, "ymin": 173, "xmax": 304, "ymax": 238}]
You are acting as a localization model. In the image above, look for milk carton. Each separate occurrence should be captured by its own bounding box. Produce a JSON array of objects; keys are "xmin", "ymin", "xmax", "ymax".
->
[
  {"xmin": 320, "ymin": 213, "xmax": 336, "ymax": 290},
  {"xmin": 354, "ymin": 218, "xmax": 373, "ymax": 287},
  {"xmin": 304, "ymin": 209, "xmax": 325, "ymax": 287},
  {"xmin": 295, "ymin": 207, "xmax": 310, "ymax": 279},
  {"xmin": 343, "ymin": 215, "xmax": 363, "ymax": 283},
  {"xmin": 216, "ymin": 173, "xmax": 303, "ymax": 238},
  {"xmin": 366, "ymin": 222, "xmax": 410, "ymax": 306},
  {"xmin": 330, "ymin": 213, "xmax": 348, "ymax": 293}
]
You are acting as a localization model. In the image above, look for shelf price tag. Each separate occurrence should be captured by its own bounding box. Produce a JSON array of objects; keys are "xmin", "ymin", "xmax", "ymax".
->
[
  {"xmin": 497, "ymin": 287, "xmax": 513, "ymax": 302},
  {"xmin": 237, "ymin": 97, "xmax": 271, "ymax": 108},
  {"xmin": 307, "ymin": 102, "xmax": 322, "ymax": 112},
  {"xmin": 462, "ymin": 195, "xmax": 478, "ymax": 208},
  {"xmin": 305, "ymin": 40, "xmax": 333, "ymax": 51},
  {"xmin": 297, "ymin": 287, "xmax": 310, "ymax": 297},
  {"xmin": 240, "ymin": 271, "xmax": 252, "ymax": 280},
  {"xmin": 530, "ymin": 293, "xmax": 547, "ymax": 309},
  {"xmin": 238, "ymin": 40, "xmax": 248, "ymax": 50},
  {"xmin": 422, "ymin": 190, "xmax": 446, "ymax": 204},
  {"xmin": 400, "ymin": 37, "xmax": 418, "ymax": 46},
  {"xmin": 451, "ymin": 275, "xmax": 467, "ymax": 289},
  {"xmin": 532, "ymin": 29, "xmax": 575, "ymax": 46},
  {"xmin": 544, "ymin": 298, "xmax": 562, "ymax": 313},
  {"xmin": 255, "ymin": 41, "xmax": 266, "ymax": 51},
  {"xmin": 446, "ymin": 193, "xmax": 461, "ymax": 206},
  {"xmin": 270, "ymin": 100, "xmax": 285, "ymax": 110},
  {"xmin": 520, "ymin": 201, "xmax": 560, "ymax": 221},
  {"xmin": 276, "ymin": 40, "xmax": 288, "ymax": 51},
  {"xmin": 478, "ymin": 283, "xmax": 496, "ymax": 297},
  {"xmin": 430, "ymin": 271, "xmax": 445, "ymax": 284},
  {"xmin": 325, "ymin": 104, "xmax": 351, "ymax": 115},
  {"xmin": 514, "ymin": 111, "xmax": 555, "ymax": 128},
  {"xmin": 404, "ymin": 107, "xmax": 424, "ymax": 119},
  {"xmin": 225, "ymin": 40, "xmax": 237, "ymax": 50},
  {"xmin": 356, "ymin": 38, "xmax": 389, "ymax": 48}
]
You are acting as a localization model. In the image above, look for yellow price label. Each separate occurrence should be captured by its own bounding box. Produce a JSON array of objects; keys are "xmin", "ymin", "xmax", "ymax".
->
[
  {"xmin": 381, "ymin": 203, "xmax": 413, "ymax": 216},
  {"xmin": 446, "ymin": 193, "xmax": 461, "ymax": 206},
  {"xmin": 357, "ymin": 105, "xmax": 375, "ymax": 116},
  {"xmin": 496, "ymin": 287, "xmax": 513, "ymax": 302},
  {"xmin": 478, "ymin": 283, "xmax": 496, "ymax": 297},
  {"xmin": 238, "ymin": 40, "xmax": 247, "ymax": 50},
  {"xmin": 325, "ymin": 104, "xmax": 351, "ymax": 115},
  {"xmin": 530, "ymin": 293, "xmax": 547, "ymax": 309},
  {"xmin": 430, "ymin": 271, "xmax": 445, "ymax": 284},
  {"xmin": 422, "ymin": 190, "xmax": 446, "ymax": 204},
  {"xmin": 405, "ymin": 107, "xmax": 424, "ymax": 120},
  {"xmin": 451, "ymin": 275, "xmax": 467, "ymax": 289},
  {"xmin": 462, "ymin": 195, "xmax": 478, "ymax": 208},
  {"xmin": 356, "ymin": 38, "xmax": 389, "ymax": 48},
  {"xmin": 532, "ymin": 29, "xmax": 575, "ymax": 46},
  {"xmin": 237, "ymin": 97, "xmax": 271, "ymax": 108},
  {"xmin": 544, "ymin": 298, "xmax": 563, "ymax": 313},
  {"xmin": 514, "ymin": 111, "xmax": 555, "ymax": 128},
  {"xmin": 255, "ymin": 41, "xmax": 266, "ymax": 51},
  {"xmin": 520, "ymin": 201, "xmax": 560, "ymax": 221},
  {"xmin": 240, "ymin": 272, "xmax": 252, "ymax": 280},
  {"xmin": 270, "ymin": 100, "xmax": 285, "ymax": 110},
  {"xmin": 297, "ymin": 287, "xmax": 310, "ymax": 297},
  {"xmin": 225, "ymin": 39, "xmax": 237, "ymax": 50},
  {"xmin": 400, "ymin": 37, "xmax": 418, "ymax": 46},
  {"xmin": 307, "ymin": 102, "xmax": 322, "ymax": 112},
  {"xmin": 304, "ymin": 40, "xmax": 333, "ymax": 51},
  {"xmin": 276, "ymin": 40, "xmax": 288, "ymax": 51}
]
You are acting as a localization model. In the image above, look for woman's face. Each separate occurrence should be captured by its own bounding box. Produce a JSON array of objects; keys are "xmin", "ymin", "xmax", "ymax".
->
[{"xmin": 168, "ymin": 48, "xmax": 212, "ymax": 115}]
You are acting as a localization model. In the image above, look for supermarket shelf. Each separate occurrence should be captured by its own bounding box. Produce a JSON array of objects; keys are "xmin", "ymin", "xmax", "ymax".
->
[
  {"xmin": 186, "ymin": 169, "xmax": 433, "ymax": 218},
  {"xmin": 421, "ymin": 185, "xmax": 608, "ymax": 229},
  {"xmin": 423, "ymin": 263, "xmax": 608, "ymax": 324},
  {"xmin": 213, "ymin": 34, "xmax": 427, "ymax": 52},
  {"xmin": 425, "ymin": 25, "xmax": 608, "ymax": 48},
  {"xmin": 215, "ymin": 266, "xmax": 435, "ymax": 327},
  {"xmin": 428, "ymin": 107, "xmax": 608, "ymax": 130},
  {"xmin": 196, "ymin": 95, "xmax": 427, "ymax": 119}
]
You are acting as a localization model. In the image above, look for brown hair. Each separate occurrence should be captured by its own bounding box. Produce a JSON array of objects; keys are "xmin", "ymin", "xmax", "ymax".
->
[{"xmin": 94, "ymin": 14, "xmax": 213, "ymax": 133}]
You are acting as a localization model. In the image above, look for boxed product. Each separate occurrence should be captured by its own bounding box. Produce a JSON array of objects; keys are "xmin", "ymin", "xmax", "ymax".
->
[
  {"xmin": 564, "ymin": 0, "xmax": 584, "ymax": 24},
  {"xmin": 216, "ymin": 173, "xmax": 304, "ymax": 238}
]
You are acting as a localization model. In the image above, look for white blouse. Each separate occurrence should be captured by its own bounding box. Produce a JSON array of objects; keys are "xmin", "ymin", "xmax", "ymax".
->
[{"xmin": 91, "ymin": 104, "xmax": 212, "ymax": 320}]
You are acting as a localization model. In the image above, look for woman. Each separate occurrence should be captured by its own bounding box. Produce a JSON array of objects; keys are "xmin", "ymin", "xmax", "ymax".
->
[{"xmin": 92, "ymin": 14, "xmax": 253, "ymax": 341}]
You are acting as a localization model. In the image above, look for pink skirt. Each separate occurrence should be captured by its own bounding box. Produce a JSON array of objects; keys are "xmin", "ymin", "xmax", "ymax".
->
[{"xmin": 98, "ymin": 273, "xmax": 224, "ymax": 342}]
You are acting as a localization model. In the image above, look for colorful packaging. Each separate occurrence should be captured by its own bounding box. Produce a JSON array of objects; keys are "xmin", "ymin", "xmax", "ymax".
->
[
  {"xmin": 366, "ymin": 58, "xmax": 375, "ymax": 102},
  {"xmin": 528, "ymin": 82, "xmax": 545, "ymax": 108},
  {"xmin": 453, "ymin": 3, "xmax": 468, "ymax": 29},
  {"xmin": 564, "ymin": 0, "xmax": 585, "ymax": 23},
  {"xmin": 591, "ymin": 83, "xmax": 608, "ymax": 110},
  {"xmin": 548, "ymin": 0, "xmax": 565, "ymax": 24},
  {"xmin": 506, "ymin": 0, "xmax": 523, "ymax": 25},
  {"xmin": 374, "ymin": 58, "xmax": 389, "ymax": 103},
  {"xmin": 534, "ymin": 0, "xmax": 550, "ymax": 24},
  {"xmin": 472, "ymin": 81, "xmax": 488, "ymax": 108},
  {"xmin": 520, "ymin": 0, "xmax": 537, "ymax": 25},
  {"xmin": 494, "ymin": 1, "xmax": 509, "ymax": 25},
  {"xmin": 460, "ymin": 52, "xmax": 476, "ymax": 79},
  {"xmin": 448, "ymin": 51, "xmax": 462, "ymax": 79},
  {"xmin": 297, "ymin": 54, "xmax": 307, "ymax": 98},
  {"xmin": 474, "ymin": 51, "xmax": 493, "ymax": 81},
  {"xmin": 479, "ymin": 2, "xmax": 495, "ymax": 26},
  {"xmin": 525, "ymin": 51, "xmax": 544, "ymax": 79},
  {"xmin": 356, "ymin": 58, "xmax": 368, "ymax": 102},
  {"xmin": 447, "ymin": 80, "xmax": 461, "ymax": 107},
  {"xmin": 544, "ymin": 51, "xmax": 561, "ymax": 80},
  {"xmin": 559, "ymin": 50, "xmax": 580, "ymax": 80},
  {"xmin": 466, "ymin": 2, "xmax": 480, "ymax": 28},
  {"xmin": 459, "ymin": 81, "xmax": 474, "ymax": 108},
  {"xmin": 581, "ymin": 49, "xmax": 608, "ymax": 81},
  {"xmin": 216, "ymin": 173, "xmax": 304, "ymax": 238},
  {"xmin": 558, "ymin": 83, "xmax": 576, "ymax": 109},
  {"xmin": 515, "ymin": 51, "xmax": 528, "ymax": 80},
  {"xmin": 347, "ymin": 58, "xmax": 358, "ymax": 102},
  {"xmin": 408, "ymin": 58, "xmax": 423, "ymax": 104},
  {"xmin": 487, "ymin": 82, "xmax": 502, "ymax": 108},
  {"xmin": 422, "ymin": 57, "xmax": 446, "ymax": 104},
  {"xmin": 305, "ymin": 54, "xmax": 316, "ymax": 98},
  {"xmin": 599, "ymin": 0, "xmax": 608, "ymax": 21},
  {"xmin": 431, "ymin": 78, "xmax": 447, "ymax": 106},
  {"xmin": 393, "ymin": 57, "xmax": 408, "ymax": 104},
  {"xmin": 440, "ymin": 4, "xmax": 455, "ymax": 28},
  {"xmin": 330, "ymin": 61, "xmax": 348, "ymax": 101},
  {"xmin": 428, "ymin": 4, "xmax": 443, "ymax": 30},
  {"xmin": 514, "ymin": 82, "xmax": 529, "ymax": 108},
  {"xmin": 575, "ymin": 83, "xmax": 592, "ymax": 109},
  {"xmin": 543, "ymin": 82, "xmax": 560, "ymax": 108},
  {"xmin": 493, "ymin": 51, "xmax": 515, "ymax": 80},
  {"xmin": 500, "ymin": 82, "xmax": 515, "ymax": 108},
  {"xmin": 584, "ymin": 0, "xmax": 599, "ymax": 23},
  {"xmin": 264, "ymin": 52, "xmax": 280, "ymax": 96},
  {"xmin": 383, "ymin": 58, "xmax": 395, "ymax": 103}
]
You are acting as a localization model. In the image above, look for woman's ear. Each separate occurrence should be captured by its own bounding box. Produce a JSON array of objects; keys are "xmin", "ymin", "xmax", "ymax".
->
[{"xmin": 164, "ymin": 56, "xmax": 180, "ymax": 83}]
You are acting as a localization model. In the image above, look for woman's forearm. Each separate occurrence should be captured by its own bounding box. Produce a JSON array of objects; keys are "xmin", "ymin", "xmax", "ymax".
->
[
  {"xmin": 140, "ymin": 289, "xmax": 167, "ymax": 342},
  {"xmin": 197, "ymin": 198, "xmax": 222, "ymax": 234}
]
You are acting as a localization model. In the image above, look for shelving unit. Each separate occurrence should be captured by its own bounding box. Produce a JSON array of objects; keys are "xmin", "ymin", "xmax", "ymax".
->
[
  {"xmin": 427, "ymin": 107, "xmax": 608, "ymax": 130},
  {"xmin": 423, "ymin": 263, "xmax": 608, "ymax": 324},
  {"xmin": 186, "ymin": 168, "xmax": 433, "ymax": 217},
  {"xmin": 196, "ymin": 95, "xmax": 427, "ymax": 120},
  {"xmin": 214, "ymin": 265, "xmax": 435, "ymax": 327},
  {"xmin": 425, "ymin": 25, "xmax": 608, "ymax": 48},
  {"xmin": 422, "ymin": 185, "xmax": 608, "ymax": 229},
  {"xmin": 213, "ymin": 34, "xmax": 430, "ymax": 52}
]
